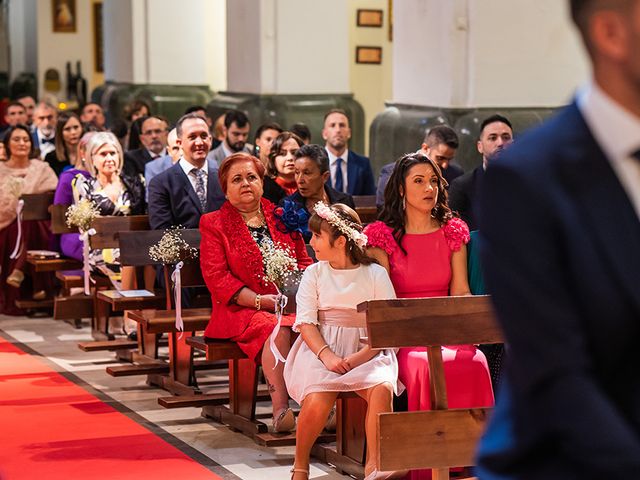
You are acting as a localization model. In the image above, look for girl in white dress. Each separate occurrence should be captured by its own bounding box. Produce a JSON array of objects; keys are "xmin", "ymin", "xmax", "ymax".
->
[{"xmin": 284, "ymin": 203, "xmax": 403, "ymax": 480}]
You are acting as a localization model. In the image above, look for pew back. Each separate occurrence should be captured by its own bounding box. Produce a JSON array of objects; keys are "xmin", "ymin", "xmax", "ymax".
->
[
  {"xmin": 21, "ymin": 192, "xmax": 54, "ymax": 221},
  {"xmin": 359, "ymin": 295, "xmax": 502, "ymax": 476}
]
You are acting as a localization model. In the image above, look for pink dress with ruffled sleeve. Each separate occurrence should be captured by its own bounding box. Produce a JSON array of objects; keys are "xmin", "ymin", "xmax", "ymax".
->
[{"xmin": 364, "ymin": 219, "xmax": 494, "ymax": 410}]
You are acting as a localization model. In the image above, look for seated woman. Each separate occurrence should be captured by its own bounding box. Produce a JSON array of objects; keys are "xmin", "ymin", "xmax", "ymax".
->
[
  {"xmin": 53, "ymin": 132, "xmax": 95, "ymax": 261},
  {"xmin": 44, "ymin": 112, "xmax": 83, "ymax": 177},
  {"xmin": 0, "ymin": 125, "xmax": 58, "ymax": 314},
  {"xmin": 364, "ymin": 153, "xmax": 494, "ymax": 480},
  {"xmin": 262, "ymin": 132, "xmax": 303, "ymax": 204},
  {"xmin": 200, "ymin": 152, "xmax": 313, "ymax": 432},
  {"xmin": 72, "ymin": 132, "xmax": 145, "ymax": 288},
  {"xmin": 281, "ymin": 144, "xmax": 355, "ymax": 242}
]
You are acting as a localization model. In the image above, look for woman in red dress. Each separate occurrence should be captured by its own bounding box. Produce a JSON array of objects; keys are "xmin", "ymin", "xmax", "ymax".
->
[
  {"xmin": 365, "ymin": 152, "xmax": 493, "ymax": 479},
  {"xmin": 200, "ymin": 152, "xmax": 313, "ymax": 432}
]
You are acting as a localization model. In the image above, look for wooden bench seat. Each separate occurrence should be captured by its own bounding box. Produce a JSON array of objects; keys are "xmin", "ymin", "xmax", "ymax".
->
[
  {"xmin": 78, "ymin": 339, "xmax": 138, "ymax": 352},
  {"xmin": 96, "ymin": 289, "xmax": 166, "ymax": 311}
]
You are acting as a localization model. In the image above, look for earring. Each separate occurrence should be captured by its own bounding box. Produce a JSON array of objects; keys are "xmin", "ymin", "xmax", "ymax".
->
[{"xmin": 402, "ymin": 196, "xmax": 406, "ymax": 210}]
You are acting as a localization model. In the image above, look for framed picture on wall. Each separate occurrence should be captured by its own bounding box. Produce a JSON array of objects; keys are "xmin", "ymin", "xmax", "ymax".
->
[
  {"xmin": 357, "ymin": 9, "xmax": 383, "ymax": 28},
  {"xmin": 356, "ymin": 46, "xmax": 383, "ymax": 65},
  {"xmin": 93, "ymin": 3, "xmax": 104, "ymax": 73},
  {"xmin": 52, "ymin": 0, "xmax": 76, "ymax": 33}
]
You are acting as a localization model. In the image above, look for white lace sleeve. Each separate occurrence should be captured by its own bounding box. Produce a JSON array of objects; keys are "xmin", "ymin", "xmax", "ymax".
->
[{"xmin": 292, "ymin": 263, "xmax": 319, "ymax": 332}]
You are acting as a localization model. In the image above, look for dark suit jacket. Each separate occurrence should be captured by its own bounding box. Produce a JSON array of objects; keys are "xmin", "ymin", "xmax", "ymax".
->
[
  {"xmin": 123, "ymin": 148, "xmax": 154, "ymax": 178},
  {"xmin": 327, "ymin": 149, "xmax": 376, "ymax": 196},
  {"xmin": 148, "ymin": 161, "xmax": 225, "ymax": 230},
  {"xmin": 476, "ymin": 102, "xmax": 640, "ymax": 478},
  {"xmin": 448, "ymin": 166, "xmax": 483, "ymax": 231}
]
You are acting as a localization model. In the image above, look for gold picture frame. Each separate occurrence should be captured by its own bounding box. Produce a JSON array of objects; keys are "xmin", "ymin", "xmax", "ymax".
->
[
  {"xmin": 357, "ymin": 9, "xmax": 383, "ymax": 28},
  {"xmin": 52, "ymin": 0, "xmax": 76, "ymax": 33},
  {"xmin": 356, "ymin": 46, "xmax": 383, "ymax": 65}
]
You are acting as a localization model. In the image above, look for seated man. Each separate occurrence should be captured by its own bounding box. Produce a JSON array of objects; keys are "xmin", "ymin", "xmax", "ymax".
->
[
  {"xmin": 376, "ymin": 124, "xmax": 463, "ymax": 207},
  {"xmin": 124, "ymin": 115, "xmax": 169, "ymax": 178},
  {"xmin": 148, "ymin": 113, "xmax": 225, "ymax": 230},
  {"xmin": 144, "ymin": 127, "xmax": 181, "ymax": 201},
  {"xmin": 206, "ymin": 109, "xmax": 252, "ymax": 165}
]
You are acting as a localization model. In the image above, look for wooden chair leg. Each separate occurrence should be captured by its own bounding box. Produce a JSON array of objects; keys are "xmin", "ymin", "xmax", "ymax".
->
[
  {"xmin": 337, "ymin": 396, "xmax": 367, "ymax": 465},
  {"xmin": 230, "ymin": 358, "xmax": 258, "ymax": 420}
]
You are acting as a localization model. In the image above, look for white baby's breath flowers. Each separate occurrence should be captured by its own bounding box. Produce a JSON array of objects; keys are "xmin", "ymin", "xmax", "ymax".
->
[
  {"xmin": 149, "ymin": 227, "xmax": 198, "ymax": 264},
  {"xmin": 256, "ymin": 238, "xmax": 299, "ymax": 290},
  {"xmin": 66, "ymin": 198, "xmax": 100, "ymax": 231}
]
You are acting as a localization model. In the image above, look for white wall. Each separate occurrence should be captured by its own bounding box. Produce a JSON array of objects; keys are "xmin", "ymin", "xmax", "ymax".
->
[
  {"xmin": 9, "ymin": 0, "xmax": 38, "ymax": 79},
  {"xmin": 226, "ymin": 0, "xmax": 350, "ymax": 94},
  {"xmin": 393, "ymin": 0, "xmax": 590, "ymax": 108}
]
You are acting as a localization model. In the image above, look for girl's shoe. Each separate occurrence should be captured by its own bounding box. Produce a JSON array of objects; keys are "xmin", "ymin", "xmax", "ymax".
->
[
  {"xmin": 273, "ymin": 407, "xmax": 296, "ymax": 433},
  {"xmin": 6, "ymin": 269, "xmax": 24, "ymax": 288},
  {"xmin": 290, "ymin": 467, "xmax": 309, "ymax": 480},
  {"xmin": 32, "ymin": 290, "xmax": 46, "ymax": 300}
]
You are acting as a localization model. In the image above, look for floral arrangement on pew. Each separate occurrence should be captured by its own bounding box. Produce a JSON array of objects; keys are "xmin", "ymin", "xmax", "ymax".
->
[
  {"xmin": 274, "ymin": 199, "xmax": 310, "ymax": 239},
  {"xmin": 7, "ymin": 176, "xmax": 26, "ymax": 259},
  {"xmin": 255, "ymin": 236, "xmax": 302, "ymax": 366},
  {"xmin": 65, "ymin": 199, "xmax": 101, "ymax": 294},
  {"xmin": 149, "ymin": 227, "xmax": 199, "ymax": 333}
]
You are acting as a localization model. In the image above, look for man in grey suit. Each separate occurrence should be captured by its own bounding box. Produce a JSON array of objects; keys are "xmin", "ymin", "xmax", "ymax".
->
[{"xmin": 206, "ymin": 109, "xmax": 252, "ymax": 165}]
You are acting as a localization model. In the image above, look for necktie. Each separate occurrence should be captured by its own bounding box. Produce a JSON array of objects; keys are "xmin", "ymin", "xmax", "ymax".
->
[
  {"xmin": 41, "ymin": 137, "xmax": 54, "ymax": 145},
  {"xmin": 192, "ymin": 169, "xmax": 207, "ymax": 212},
  {"xmin": 334, "ymin": 158, "xmax": 344, "ymax": 193}
]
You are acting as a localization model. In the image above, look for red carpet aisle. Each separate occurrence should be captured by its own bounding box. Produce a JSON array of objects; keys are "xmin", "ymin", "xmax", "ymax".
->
[{"xmin": 0, "ymin": 338, "xmax": 221, "ymax": 480}]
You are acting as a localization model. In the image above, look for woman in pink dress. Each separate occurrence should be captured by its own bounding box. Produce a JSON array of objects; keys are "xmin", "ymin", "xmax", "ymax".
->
[{"xmin": 365, "ymin": 152, "xmax": 493, "ymax": 479}]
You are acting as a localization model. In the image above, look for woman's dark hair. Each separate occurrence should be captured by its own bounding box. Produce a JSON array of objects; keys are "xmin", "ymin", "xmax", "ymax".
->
[
  {"xmin": 379, "ymin": 152, "xmax": 453, "ymax": 254},
  {"xmin": 125, "ymin": 99, "xmax": 151, "ymax": 121},
  {"xmin": 128, "ymin": 116, "xmax": 148, "ymax": 150},
  {"xmin": 4, "ymin": 124, "xmax": 34, "ymax": 159},
  {"xmin": 267, "ymin": 131, "xmax": 303, "ymax": 177},
  {"xmin": 54, "ymin": 111, "xmax": 82, "ymax": 162},
  {"xmin": 309, "ymin": 203, "xmax": 377, "ymax": 266}
]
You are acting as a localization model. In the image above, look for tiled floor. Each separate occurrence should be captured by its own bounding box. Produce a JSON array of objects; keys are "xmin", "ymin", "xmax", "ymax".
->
[{"xmin": 0, "ymin": 314, "xmax": 350, "ymax": 480}]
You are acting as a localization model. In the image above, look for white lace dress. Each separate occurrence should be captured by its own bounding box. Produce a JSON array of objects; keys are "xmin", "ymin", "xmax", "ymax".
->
[{"xmin": 284, "ymin": 261, "xmax": 403, "ymax": 404}]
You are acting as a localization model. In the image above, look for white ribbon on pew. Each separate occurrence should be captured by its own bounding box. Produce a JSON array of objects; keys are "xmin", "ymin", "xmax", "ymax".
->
[
  {"xmin": 79, "ymin": 228, "xmax": 96, "ymax": 295},
  {"xmin": 269, "ymin": 288, "xmax": 288, "ymax": 368},
  {"xmin": 171, "ymin": 261, "xmax": 184, "ymax": 336},
  {"xmin": 9, "ymin": 199, "xmax": 25, "ymax": 260}
]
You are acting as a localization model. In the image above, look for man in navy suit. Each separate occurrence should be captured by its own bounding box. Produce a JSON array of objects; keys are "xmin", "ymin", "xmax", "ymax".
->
[
  {"xmin": 148, "ymin": 113, "xmax": 225, "ymax": 230},
  {"xmin": 448, "ymin": 115, "xmax": 513, "ymax": 230},
  {"xmin": 124, "ymin": 116, "xmax": 169, "ymax": 178},
  {"xmin": 322, "ymin": 108, "xmax": 375, "ymax": 196},
  {"xmin": 476, "ymin": 1, "xmax": 640, "ymax": 478}
]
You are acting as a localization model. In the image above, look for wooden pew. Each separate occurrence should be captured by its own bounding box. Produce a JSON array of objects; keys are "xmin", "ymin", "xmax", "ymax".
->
[
  {"xmin": 15, "ymin": 192, "xmax": 59, "ymax": 312},
  {"xmin": 360, "ymin": 295, "xmax": 502, "ymax": 479},
  {"xmin": 353, "ymin": 195, "xmax": 377, "ymax": 224}
]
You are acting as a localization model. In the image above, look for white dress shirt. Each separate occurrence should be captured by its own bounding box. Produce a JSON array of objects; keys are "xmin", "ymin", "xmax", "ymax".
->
[
  {"xmin": 326, "ymin": 148, "xmax": 349, "ymax": 192},
  {"xmin": 179, "ymin": 157, "xmax": 208, "ymax": 194},
  {"xmin": 578, "ymin": 81, "xmax": 640, "ymax": 219}
]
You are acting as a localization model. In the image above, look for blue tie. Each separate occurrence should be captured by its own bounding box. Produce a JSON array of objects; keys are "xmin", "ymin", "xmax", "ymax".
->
[{"xmin": 334, "ymin": 158, "xmax": 344, "ymax": 193}]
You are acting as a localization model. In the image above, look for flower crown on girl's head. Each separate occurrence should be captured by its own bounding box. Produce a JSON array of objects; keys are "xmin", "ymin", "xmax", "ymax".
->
[{"xmin": 313, "ymin": 202, "xmax": 368, "ymax": 250}]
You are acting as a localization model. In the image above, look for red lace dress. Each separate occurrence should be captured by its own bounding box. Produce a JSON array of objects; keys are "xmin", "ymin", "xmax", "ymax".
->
[{"xmin": 364, "ymin": 219, "xmax": 494, "ymax": 408}]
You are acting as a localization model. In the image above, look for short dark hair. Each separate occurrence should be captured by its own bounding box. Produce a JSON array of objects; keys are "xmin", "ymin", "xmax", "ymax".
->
[
  {"xmin": 175, "ymin": 113, "xmax": 208, "ymax": 137},
  {"xmin": 480, "ymin": 114, "xmax": 513, "ymax": 137},
  {"xmin": 82, "ymin": 102, "xmax": 102, "ymax": 114},
  {"xmin": 255, "ymin": 122, "xmax": 283, "ymax": 142},
  {"xmin": 184, "ymin": 105, "xmax": 207, "ymax": 115},
  {"xmin": 290, "ymin": 123, "xmax": 311, "ymax": 142},
  {"xmin": 125, "ymin": 99, "xmax": 151, "ymax": 120},
  {"xmin": 6, "ymin": 101, "xmax": 26, "ymax": 112},
  {"xmin": 323, "ymin": 108, "xmax": 349, "ymax": 123},
  {"xmin": 424, "ymin": 125, "xmax": 459, "ymax": 149},
  {"xmin": 15, "ymin": 94, "xmax": 35, "ymax": 102},
  {"xmin": 141, "ymin": 115, "xmax": 168, "ymax": 133},
  {"xmin": 294, "ymin": 144, "xmax": 329, "ymax": 174},
  {"xmin": 224, "ymin": 109, "xmax": 250, "ymax": 129}
]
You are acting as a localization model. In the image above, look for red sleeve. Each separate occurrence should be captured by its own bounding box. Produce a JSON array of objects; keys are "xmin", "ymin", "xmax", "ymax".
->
[
  {"xmin": 293, "ymin": 234, "xmax": 313, "ymax": 269},
  {"xmin": 199, "ymin": 213, "xmax": 245, "ymax": 305},
  {"xmin": 443, "ymin": 217, "xmax": 470, "ymax": 252}
]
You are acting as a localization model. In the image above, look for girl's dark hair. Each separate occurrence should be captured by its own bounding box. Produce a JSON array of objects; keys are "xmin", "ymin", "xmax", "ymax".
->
[
  {"xmin": 267, "ymin": 131, "xmax": 303, "ymax": 177},
  {"xmin": 54, "ymin": 111, "xmax": 82, "ymax": 162},
  {"xmin": 309, "ymin": 203, "xmax": 378, "ymax": 266},
  {"xmin": 379, "ymin": 152, "xmax": 453, "ymax": 254},
  {"xmin": 4, "ymin": 124, "xmax": 34, "ymax": 158}
]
